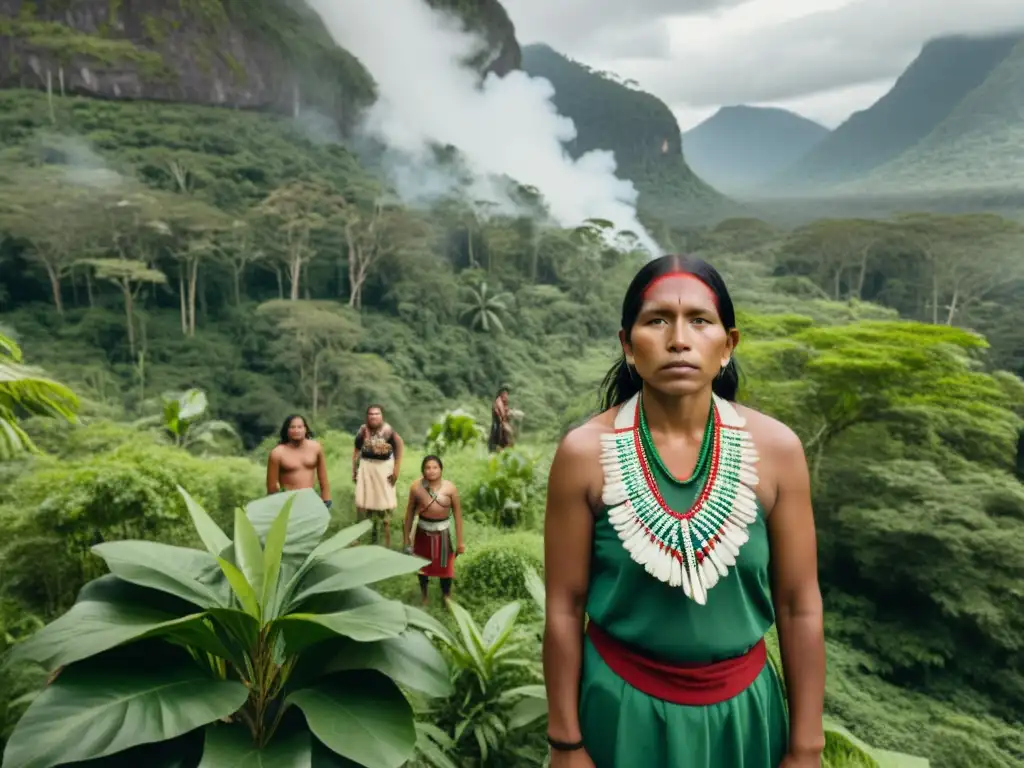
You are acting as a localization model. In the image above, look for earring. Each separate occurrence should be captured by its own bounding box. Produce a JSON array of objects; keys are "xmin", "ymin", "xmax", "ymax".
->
[
  {"xmin": 626, "ymin": 360, "xmax": 639, "ymax": 383},
  {"xmin": 717, "ymin": 359, "xmax": 731, "ymax": 379}
]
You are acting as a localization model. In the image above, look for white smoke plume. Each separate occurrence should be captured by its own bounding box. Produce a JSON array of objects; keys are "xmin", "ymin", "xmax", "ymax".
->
[{"xmin": 304, "ymin": 0, "xmax": 659, "ymax": 254}]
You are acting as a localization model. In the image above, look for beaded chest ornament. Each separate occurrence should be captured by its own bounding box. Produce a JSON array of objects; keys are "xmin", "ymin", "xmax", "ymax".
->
[{"xmin": 600, "ymin": 393, "xmax": 759, "ymax": 605}]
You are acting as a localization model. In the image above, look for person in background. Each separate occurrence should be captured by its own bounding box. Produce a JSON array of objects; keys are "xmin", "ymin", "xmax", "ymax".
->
[
  {"xmin": 266, "ymin": 414, "xmax": 331, "ymax": 509},
  {"xmin": 403, "ymin": 454, "xmax": 464, "ymax": 606},
  {"xmin": 542, "ymin": 255, "xmax": 825, "ymax": 767},
  {"xmin": 353, "ymin": 404, "xmax": 403, "ymax": 546},
  {"xmin": 488, "ymin": 386, "xmax": 513, "ymax": 453}
]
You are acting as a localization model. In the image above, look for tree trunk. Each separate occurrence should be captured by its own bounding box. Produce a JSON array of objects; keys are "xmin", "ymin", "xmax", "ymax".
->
[
  {"xmin": 311, "ymin": 353, "xmax": 320, "ymax": 421},
  {"xmin": 289, "ymin": 257, "xmax": 301, "ymax": 300},
  {"xmin": 945, "ymin": 287, "xmax": 959, "ymax": 326},
  {"xmin": 45, "ymin": 263, "xmax": 64, "ymax": 315},
  {"xmin": 123, "ymin": 284, "xmax": 136, "ymax": 359},
  {"xmin": 931, "ymin": 274, "xmax": 939, "ymax": 325},
  {"xmin": 856, "ymin": 249, "xmax": 869, "ymax": 299},
  {"xmin": 178, "ymin": 265, "xmax": 188, "ymax": 335},
  {"xmin": 275, "ymin": 267, "xmax": 284, "ymax": 299},
  {"xmin": 85, "ymin": 269, "xmax": 94, "ymax": 308},
  {"xmin": 188, "ymin": 257, "xmax": 199, "ymax": 336},
  {"xmin": 833, "ymin": 267, "xmax": 842, "ymax": 300},
  {"xmin": 198, "ymin": 270, "xmax": 207, "ymax": 325}
]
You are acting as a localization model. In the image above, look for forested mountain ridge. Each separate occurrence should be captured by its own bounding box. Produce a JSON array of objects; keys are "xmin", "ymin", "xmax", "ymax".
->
[
  {"xmin": 0, "ymin": 0, "xmax": 519, "ymax": 130},
  {"xmin": 683, "ymin": 105, "xmax": 829, "ymax": 194},
  {"xmin": 520, "ymin": 43, "xmax": 732, "ymax": 226},
  {"xmin": 853, "ymin": 38, "xmax": 1024, "ymax": 194},
  {"xmin": 773, "ymin": 32, "xmax": 1021, "ymax": 192}
]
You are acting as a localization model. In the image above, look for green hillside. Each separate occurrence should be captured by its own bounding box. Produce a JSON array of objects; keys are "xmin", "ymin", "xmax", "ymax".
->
[
  {"xmin": 520, "ymin": 43, "xmax": 731, "ymax": 225},
  {"xmin": 773, "ymin": 33, "xmax": 1021, "ymax": 193},
  {"xmin": 683, "ymin": 105, "xmax": 829, "ymax": 195},
  {"xmin": 853, "ymin": 39, "xmax": 1024, "ymax": 194}
]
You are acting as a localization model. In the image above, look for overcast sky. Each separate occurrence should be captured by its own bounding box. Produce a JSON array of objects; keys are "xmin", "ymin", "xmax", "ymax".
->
[{"xmin": 501, "ymin": 0, "xmax": 1024, "ymax": 131}]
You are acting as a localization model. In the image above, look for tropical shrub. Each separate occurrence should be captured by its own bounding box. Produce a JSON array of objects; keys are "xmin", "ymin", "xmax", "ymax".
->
[
  {"xmin": 470, "ymin": 449, "xmax": 542, "ymax": 528},
  {"xmin": 765, "ymin": 629, "xmax": 931, "ymax": 767},
  {"xmin": 422, "ymin": 600, "xmax": 548, "ymax": 766},
  {"xmin": 424, "ymin": 409, "xmax": 484, "ymax": 456},
  {"xmin": 0, "ymin": 332, "xmax": 78, "ymax": 459},
  {"xmin": 134, "ymin": 387, "xmax": 240, "ymax": 455},
  {"xmin": 0, "ymin": 444, "xmax": 262, "ymax": 616},
  {"xmin": 1, "ymin": 488, "xmax": 453, "ymax": 767},
  {"xmin": 457, "ymin": 534, "xmax": 544, "ymax": 609}
]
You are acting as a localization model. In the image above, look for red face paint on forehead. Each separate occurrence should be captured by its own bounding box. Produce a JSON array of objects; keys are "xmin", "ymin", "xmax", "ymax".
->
[{"xmin": 641, "ymin": 271, "xmax": 719, "ymax": 310}]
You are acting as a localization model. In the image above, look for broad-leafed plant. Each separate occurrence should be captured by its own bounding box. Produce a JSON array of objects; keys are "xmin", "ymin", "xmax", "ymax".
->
[
  {"xmin": 1, "ymin": 488, "xmax": 452, "ymax": 768},
  {"xmin": 422, "ymin": 600, "xmax": 547, "ymax": 766}
]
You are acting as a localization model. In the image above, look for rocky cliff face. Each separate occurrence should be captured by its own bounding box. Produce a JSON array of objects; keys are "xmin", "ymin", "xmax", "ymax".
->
[{"xmin": 0, "ymin": 0, "xmax": 520, "ymax": 126}]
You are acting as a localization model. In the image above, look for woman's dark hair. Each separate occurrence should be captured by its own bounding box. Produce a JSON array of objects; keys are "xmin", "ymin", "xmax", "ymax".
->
[
  {"xmin": 599, "ymin": 255, "xmax": 740, "ymax": 410},
  {"xmin": 495, "ymin": 386, "xmax": 509, "ymax": 397},
  {"xmin": 367, "ymin": 404, "xmax": 384, "ymax": 415},
  {"xmin": 279, "ymin": 414, "xmax": 313, "ymax": 443},
  {"xmin": 421, "ymin": 454, "xmax": 444, "ymax": 472}
]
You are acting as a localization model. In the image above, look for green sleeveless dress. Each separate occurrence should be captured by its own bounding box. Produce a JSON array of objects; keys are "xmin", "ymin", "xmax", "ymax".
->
[{"xmin": 579, "ymin": 405, "xmax": 789, "ymax": 767}]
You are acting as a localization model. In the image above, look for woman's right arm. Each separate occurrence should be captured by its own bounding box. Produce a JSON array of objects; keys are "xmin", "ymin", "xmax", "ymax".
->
[{"xmin": 543, "ymin": 429, "xmax": 597, "ymax": 764}]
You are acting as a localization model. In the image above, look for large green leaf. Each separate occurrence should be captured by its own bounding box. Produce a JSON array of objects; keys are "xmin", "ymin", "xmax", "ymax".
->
[
  {"xmin": 274, "ymin": 601, "xmax": 408, "ymax": 655},
  {"xmin": 217, "ymin": 557, "xmax": 261, "ymax": 618},
  {"xmin": 177, "ymin": 485, "xmax": 231, "ymax": 558},
  {"xmin": 275, "ymin": 522, "xmax": 372, "ymax": 613},
  {"xmin": 2, "ymin": 659, "xmax": 248, "ymax": 768},
  {"xmin": 246, "ymin": 490, "xmax": 329, "ymax": 559},
  {"xmin": 287, "ymin": 671, "xmax": 416, "ymax": 768},
  {"xmin": 199, "ymin": 724, "xmax": 311, "ymax": 767},
  {"xmin": 482, "ymin": 601, "xmax": 521, "ymax": 650},
  {"xmin": 318, "ymin": 630, "xmax": 452, "ymax": 698},
  {"xmin": 502, "ymin": 685, "xmax": 548, "ymax": 730},
  {"xmin": 56, "ymin": 732, "xmax": 203, "ymax": 767},
  {"xmin": 287, "ymin": 548, "xmax": 428, "ymax": 610},
  {"xmin": 92, "ymin": 541, "xmax": 228, "ymax": 609},
  {"xmin": 4, "ymin": 576, "xmax": 212, "ymax": 671},
  {"xmin": 233, "ymin": 508, "xmax": 266, "ymax": 600},
  {"xmin": 307, "ymin": 520, "xmax": 373, "ymax": 561},
  {"xmin": 261, "ymin": 496, "xmax": 295, "ymax": 621}
]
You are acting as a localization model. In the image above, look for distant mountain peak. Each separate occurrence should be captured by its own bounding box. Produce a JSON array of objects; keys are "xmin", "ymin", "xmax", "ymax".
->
[
  {"xmin": 772, "ymin": 31, "xmax": 1024, "ymax": 192},
  {"xmin": 681, "ymin": 105, "xmax": 829, "ymax": 195}
]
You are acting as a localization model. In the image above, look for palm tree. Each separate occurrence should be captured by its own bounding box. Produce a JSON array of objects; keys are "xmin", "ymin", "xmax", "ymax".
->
[
  {"xmin": 0, "ymin": 330, "xmax": 79, "ymax": 459},
  {"xmin": 458, "ymin": 282, "xmax": 513, "ymax": 334}
]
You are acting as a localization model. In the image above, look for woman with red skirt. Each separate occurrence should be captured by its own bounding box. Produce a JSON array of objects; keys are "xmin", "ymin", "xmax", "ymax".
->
[{"xmin": 403, "ymin": 454, "xmax": 465, "ymax": 605}]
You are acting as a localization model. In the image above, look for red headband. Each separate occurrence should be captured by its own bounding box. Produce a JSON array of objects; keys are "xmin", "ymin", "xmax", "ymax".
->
[{"xmin": 641, "ymin": 271, "xmax": 719, "ymax": 310}]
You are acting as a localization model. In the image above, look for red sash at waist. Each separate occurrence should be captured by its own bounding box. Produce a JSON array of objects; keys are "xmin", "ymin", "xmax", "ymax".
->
[{"xmin": 586, "ymin": 621, "xmax": 766, "ymax": 706}]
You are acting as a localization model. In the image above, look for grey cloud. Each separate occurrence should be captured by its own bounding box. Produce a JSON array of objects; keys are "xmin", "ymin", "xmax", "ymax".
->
[
  {"xmin": 619, "ymin": 0, "xmax": 1024, "ymax": 106},
  {"xmin": 503, "ymin": 0, "xmax": 750, "ymax": 58}
]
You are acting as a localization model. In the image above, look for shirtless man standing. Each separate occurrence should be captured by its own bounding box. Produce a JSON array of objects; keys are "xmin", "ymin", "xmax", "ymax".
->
[{"xmin": 266, "ymin": 414, "xmax": 332, "ymax": 509}]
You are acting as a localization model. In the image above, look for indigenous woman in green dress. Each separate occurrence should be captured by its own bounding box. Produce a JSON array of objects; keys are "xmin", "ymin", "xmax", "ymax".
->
[{"xmin": 542, "ymin": 255, "xmax": 826, "ymax": 768}]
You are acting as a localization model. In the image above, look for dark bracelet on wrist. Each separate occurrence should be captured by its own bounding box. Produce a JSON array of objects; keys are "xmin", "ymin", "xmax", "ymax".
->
[{"xmin": 547, "ymin": 735, "xmax": 585, "ymax": 752}]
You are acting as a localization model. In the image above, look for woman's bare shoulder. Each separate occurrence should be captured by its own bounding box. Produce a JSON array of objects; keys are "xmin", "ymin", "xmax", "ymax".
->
[
  {"xmin": 554, "ymin": 408, "xmax": 617, "ymax": 464},
  {"xmin": 733, "ymin": 404, "xmax": 804, "ymax": 459}
]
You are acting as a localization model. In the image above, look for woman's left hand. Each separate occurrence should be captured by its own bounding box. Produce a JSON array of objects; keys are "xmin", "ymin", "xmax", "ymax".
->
[
  {"xmin": 457, "ymin": 544, "xmax": 465, "ymax": 555},
  {"xmin": 780, "ymin": 751, "xmax": 822, "ymax": 768}
]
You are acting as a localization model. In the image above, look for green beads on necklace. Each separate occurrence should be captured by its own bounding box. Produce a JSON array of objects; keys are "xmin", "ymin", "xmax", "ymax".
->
[{"xmin": 638, "ymin": 396, "xmax": 715, "ymax": 487}]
